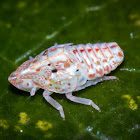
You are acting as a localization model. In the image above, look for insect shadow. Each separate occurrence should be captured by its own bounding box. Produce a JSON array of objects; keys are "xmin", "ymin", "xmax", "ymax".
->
[
  {"xmin": 8, "ymin": 84, "xmax": 29, "ymax": 97},
  {"xmin": 110, "ymin": 61, "xmax": 125, "ymax": 75}
]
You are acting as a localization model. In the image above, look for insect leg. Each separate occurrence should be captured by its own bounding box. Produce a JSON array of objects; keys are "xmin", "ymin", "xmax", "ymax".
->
[
  {"xmin": 30, "ymin": 87, "xmax": 36, "ymax": 96},
  {"xmin": 75, "ymin": 76, "xmax": 118, "ymax": 91},
  {"xmin": 43, "ymin": 90, "xmax": 65, "ymax": 120},
  {"xmin": 29, "ymin": 56, "xmax": 34, "ymax": 60},
  {"xmin": 102, "ymin": 76, "xmax": 118, "ymax": 80},
  {"xmin": 54, "ymin": 43, "xmax": 58, "ymax": 46},
  {"xmin": 66, "ymin": 92, "xmax": 101, "ymax": 112}
]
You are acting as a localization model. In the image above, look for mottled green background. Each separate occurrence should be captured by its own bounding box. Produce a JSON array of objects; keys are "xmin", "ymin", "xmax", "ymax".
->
[{"xmin": 0, "ymin": 0, "xmax": 140, "ymax": 139}]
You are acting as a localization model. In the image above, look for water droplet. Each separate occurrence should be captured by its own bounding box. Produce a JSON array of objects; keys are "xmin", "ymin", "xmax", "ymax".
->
[
  {"xmin": 86, "ymin": 126, "xmax": 93, "ymax": 132},
  {"xmin": 130, "ymin": 32, "xmax": 134, "ymax": 38}
]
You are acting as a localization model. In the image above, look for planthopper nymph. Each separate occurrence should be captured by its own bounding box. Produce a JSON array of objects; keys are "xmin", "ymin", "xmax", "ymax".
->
[{"xmin": 8, "ymin": 42, "xmax": 124, "ymax": 120}]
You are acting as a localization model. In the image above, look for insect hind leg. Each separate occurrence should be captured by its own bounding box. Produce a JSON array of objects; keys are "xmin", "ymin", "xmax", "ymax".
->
[
  {"xmin": 75, "ymin": 76, "xmax": 118, "ymax": 91},
  {"xmin": 66, "ymin": 93, "xmax": 101, "ymax": 112},
  {"xmin": 43, "ymin": 90, "xmax": 65, "ymax": 120}
]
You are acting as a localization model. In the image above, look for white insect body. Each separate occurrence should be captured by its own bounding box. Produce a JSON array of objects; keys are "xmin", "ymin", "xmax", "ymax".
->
[{"xmin": 8, "ymin": 42, "xmax": 124, "ymax": 120}]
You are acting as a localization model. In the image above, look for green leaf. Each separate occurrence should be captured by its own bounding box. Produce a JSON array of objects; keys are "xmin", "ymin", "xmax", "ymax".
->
[{"xmin": 0, "ymin": 0, "xmax": 140, "ymax": 139}]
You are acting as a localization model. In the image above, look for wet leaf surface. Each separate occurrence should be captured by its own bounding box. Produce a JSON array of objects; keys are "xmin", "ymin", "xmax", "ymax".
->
[{"xmin": 0, "ymin": 0, "xmax": 140, "ymax": 139}]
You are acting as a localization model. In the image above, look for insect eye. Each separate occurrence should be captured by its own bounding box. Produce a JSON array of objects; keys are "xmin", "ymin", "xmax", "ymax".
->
[{"xmin": 22, "ymin": 81, "xmax": 33, "ymax": 90}]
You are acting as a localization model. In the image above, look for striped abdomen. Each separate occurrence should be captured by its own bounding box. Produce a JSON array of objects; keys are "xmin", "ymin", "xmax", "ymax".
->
[{"xmin": 68, "ymin": 42, "xmax": 124, "ymax": 80}]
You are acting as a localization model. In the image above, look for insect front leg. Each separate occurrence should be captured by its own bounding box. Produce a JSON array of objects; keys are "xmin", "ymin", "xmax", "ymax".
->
[
  {"xmin": 30, "ymin": 87, "xmax": 36, "ymax": 96},
  {"xmin": 66, "ymin": 92, "xmax": 101, "ymax": 112},
  {"xmin": 43, "ymin": 90, "xmax": 65, "ymax": 120}
]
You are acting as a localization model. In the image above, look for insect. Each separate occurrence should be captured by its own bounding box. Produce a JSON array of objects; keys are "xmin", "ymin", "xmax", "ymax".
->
[{"xmin": 8, "ymin": 42, "xmax": 124, "ymax": 120}]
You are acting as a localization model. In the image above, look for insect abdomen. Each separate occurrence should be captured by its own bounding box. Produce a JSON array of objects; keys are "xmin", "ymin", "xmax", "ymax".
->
[{"xmin": 69, "ymin": 42, "xmax": 124, "ymax": 80}]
